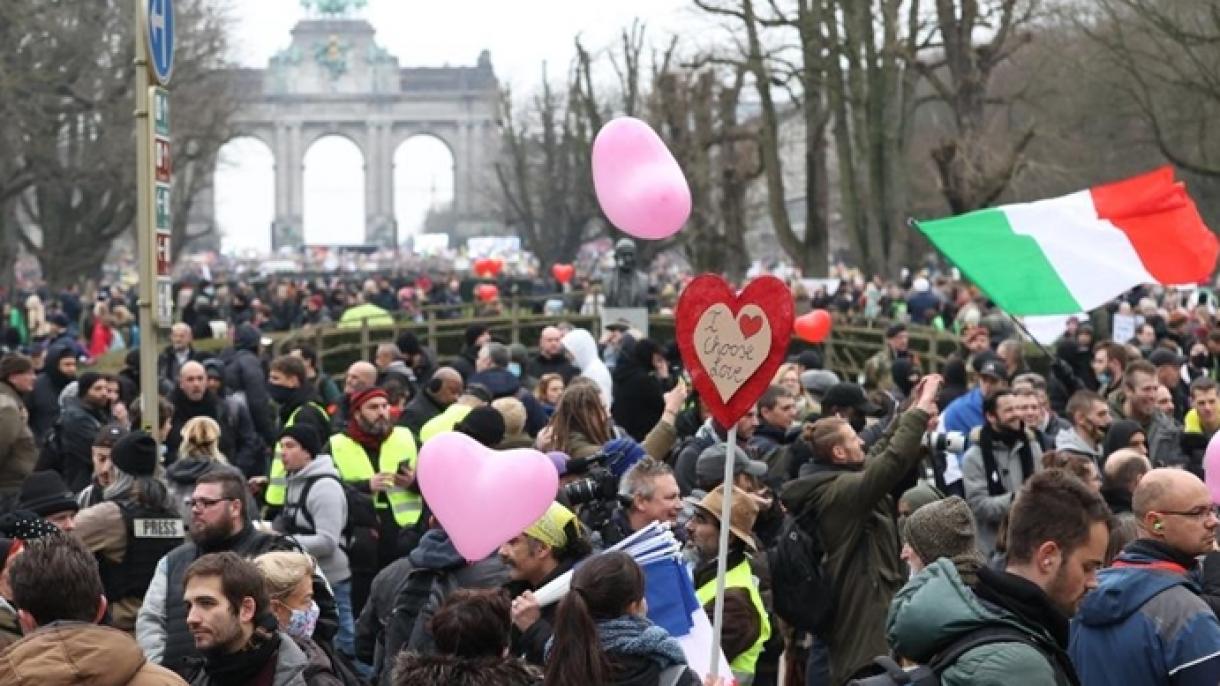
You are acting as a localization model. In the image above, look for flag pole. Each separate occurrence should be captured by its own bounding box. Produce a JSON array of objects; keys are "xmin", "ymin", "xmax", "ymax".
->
[
  {"xmin": 709, "ymin": 425, "xmax": 737, "ymax": 679},
  {"xmin": 1006, "ymin": 313, "xmax": 1059, "ymax": 361}
]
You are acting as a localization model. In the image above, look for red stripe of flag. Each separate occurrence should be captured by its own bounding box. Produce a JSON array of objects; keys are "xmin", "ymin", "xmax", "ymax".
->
[{"xmin": 1089, "ymin": 166, "xmax": 1218, "ymax": 284}]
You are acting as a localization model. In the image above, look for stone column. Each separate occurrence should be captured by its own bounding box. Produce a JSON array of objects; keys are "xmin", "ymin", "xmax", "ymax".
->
[
  {"xmin": 454, "ymin": 121, "xmax": 471, "ymax": 216},
  {"xmin": 272, "ymin": 124, "xmax": 300, "ymax": 249}
]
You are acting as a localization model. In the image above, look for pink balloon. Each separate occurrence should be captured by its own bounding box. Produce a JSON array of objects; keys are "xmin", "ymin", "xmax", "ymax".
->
[
  {"xmin": 417, "ymin": 432, "xmax": 559, "ymax": 561},
  {"xmin": 1205, "ymin": 432, "xmax": 1220, "ymax": 504},
  {"xmin": 592, "ymin": 117, "xmax": 691, "ymax": 241}
]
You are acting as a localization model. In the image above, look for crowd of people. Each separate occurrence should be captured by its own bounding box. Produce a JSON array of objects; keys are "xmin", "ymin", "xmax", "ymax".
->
[{"xmin": 0, "ymin": 263, "xmax": 1220, "ymax": 685}]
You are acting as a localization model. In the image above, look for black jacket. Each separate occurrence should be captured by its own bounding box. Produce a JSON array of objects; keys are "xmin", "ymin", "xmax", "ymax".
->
[
  {"xmin": 37, "ymin": 397, "xmax": 109, "ymax": 492},
  {"xmin": 505, "ymin": 559, "xmax": 579, "ymax": 666},
  {"xmin": 157, "ymin": 345, "xmax": 201, "ymax": 385},
  {"xmin": 223, "ymin": 325, "xmax": 273, "ymax": 443},
  {"xmin": 467, "ymin": 368, "xmax": 548, "ymax": 436},
  {"xmin": 527, "ymin": 352, "xmax": 579, "ymax": 384},
  {"xmin": 610, "ymin": 345, "xmax": 665, "ymax": 443},
  {"xmin": 397, "ymin": 390, "xmax": 448, "ymax": 438},
  {"xmin": 28, "ymin": 346, "xmax": 75, "ymax": 443}
]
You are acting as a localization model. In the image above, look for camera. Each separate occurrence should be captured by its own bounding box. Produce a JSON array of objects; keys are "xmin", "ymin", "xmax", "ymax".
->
[
  {"xmin": 923, "ymin": 431, "xmax": 966, "ymax": 454},
  {"xmin": 562, "ymin": 468, "xmax": 619, "ymax": 507}
]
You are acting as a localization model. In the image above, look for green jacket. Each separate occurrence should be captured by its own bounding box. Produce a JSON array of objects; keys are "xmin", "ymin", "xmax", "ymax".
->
[
  {"xmin": 780, "ymin": 408, "xmax": 928, "ymax": 685},
  {"xmin": 888, "ymin": 559, "xmax": 1063, "ymax": 686}
]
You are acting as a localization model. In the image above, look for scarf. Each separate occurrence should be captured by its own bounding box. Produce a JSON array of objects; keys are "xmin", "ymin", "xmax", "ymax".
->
[
  {"xmin": 972, "ymin": 566, "xmax": 1078, "ymax": 686},
  {"xmin": 345, "ymin": 414, "xmax": 387, "ymax": 457},
  {"xmin": 979, "ymin": 423, "xmax": 1034, "ymax": 497},
  {"xmin": 199, "ymin": 620, "xmax": 279, "ymax": 684},
  {"xmin": 595, "ymin": 615, "xmax": 688, "ymax": 669}
]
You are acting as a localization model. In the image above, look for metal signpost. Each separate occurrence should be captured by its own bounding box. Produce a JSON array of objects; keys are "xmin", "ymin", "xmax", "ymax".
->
[{"xmin": 136, "ymin": 0, "xmax": 174, "ymax": 438}]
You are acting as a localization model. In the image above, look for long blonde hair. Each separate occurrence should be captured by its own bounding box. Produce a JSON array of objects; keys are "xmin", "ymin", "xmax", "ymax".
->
[{"xmin": 179, "ymin": 416, "xmax": 227, "ymax": 463}]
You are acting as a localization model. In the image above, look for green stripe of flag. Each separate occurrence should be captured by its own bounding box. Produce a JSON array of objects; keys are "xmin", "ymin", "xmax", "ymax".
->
[{"xmin": 914, "ymin": 209, "xmax": 1081, "ymax": 316}]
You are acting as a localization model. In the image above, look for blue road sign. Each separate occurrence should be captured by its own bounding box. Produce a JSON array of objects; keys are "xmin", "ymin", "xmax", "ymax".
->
[{"xmin": 146, "ymin": 0, "xmax": 175, "ymax": 84}]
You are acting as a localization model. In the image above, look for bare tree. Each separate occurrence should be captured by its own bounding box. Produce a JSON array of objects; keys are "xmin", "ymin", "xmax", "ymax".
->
[
  {"xmin": 917, "ymin": 0, "xmax": 1039, "ymax": 213},
  {"xmin": 1077, "ymin": 0, "xmax": 1220, "ymax": 178}
]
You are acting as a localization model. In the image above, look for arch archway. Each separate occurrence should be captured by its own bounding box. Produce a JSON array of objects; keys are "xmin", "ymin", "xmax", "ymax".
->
[
  {"xmin": 392, "ymin": 134, "xmax": 455, "ymax": 239},
  {"xmin": 303, "ymin": 135, "xmax": 366, "ymax": 246},
  {"xmin": 214, "ymin": 136, "xmax": 275, "ymax": 255}
]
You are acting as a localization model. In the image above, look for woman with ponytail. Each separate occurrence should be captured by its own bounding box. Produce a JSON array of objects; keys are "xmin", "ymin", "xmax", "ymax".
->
[{"xmin": 543, "ymin": 551, "xmax": 707, "ymax": 686}]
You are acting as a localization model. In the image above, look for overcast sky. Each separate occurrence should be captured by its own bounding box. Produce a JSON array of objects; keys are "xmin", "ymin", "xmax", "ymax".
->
[{"xmin": 215, "ymin": 0, "xmax": 693, "ymax": 254}]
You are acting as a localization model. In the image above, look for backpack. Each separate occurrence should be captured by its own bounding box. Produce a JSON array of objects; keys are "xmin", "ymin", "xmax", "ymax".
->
[
  {"xmin": 846, "ymin": 625, "xmax": 1046, "ymax": 686},
  {"xmin": 285, "ymin": 474, "xmax": 379, "ymax": 546},
  {"xmin": 767, "ymin": 514, "xmax": 835, "ymax": 635},
  {"xmin": 767, "ymin": 472, "xmax": 843, "ymax": 635}
]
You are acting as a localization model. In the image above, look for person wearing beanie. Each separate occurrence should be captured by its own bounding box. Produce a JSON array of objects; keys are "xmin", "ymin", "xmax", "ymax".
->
[
  {"xmin": 449, "ymin": 324, "xmax": 491, "ymax": 382},
  {"xmin": 74, "ymin": 430, "xmax": 182, "ymax": 632},
  {"xmin": 34, "ymin": 370, "xmax": 117, "ymax": 492},
  {"xmin": 900, "ymin": 495, "xmax": 984, "ymax": 586},
  {"xmin": 864, "ymin": 322, "xmax": 912, "ymax": 392},
  {"xmin": 16, "ymin": 470, "xmax": 78, "ymax": 532},
  {"xmin": 456, "ymin": 405, "xmax": 507, "ymax": 448},
  {"xmin": 272, "ymin": 422, "xmax": 357, "ymax": 659},
  {"xmin": 329, "ymin": 385, "xmax": 420, "ymax": 620},
  {"xmin": 0, "ymin": 354, "xmax": 37, "ymax": 511},
  {"xmin": 28, "ymin": 341, "xmax": 78, "ymax": 442},
  {"xmin": 262, "ymin": 354, "xmax": 331, "ymax": 509}
]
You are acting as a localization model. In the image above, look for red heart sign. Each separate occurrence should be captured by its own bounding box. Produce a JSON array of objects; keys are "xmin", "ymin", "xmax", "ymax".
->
[{"xmin": 676, "ymin": 274, "xmax": 794, "ymax": 427}]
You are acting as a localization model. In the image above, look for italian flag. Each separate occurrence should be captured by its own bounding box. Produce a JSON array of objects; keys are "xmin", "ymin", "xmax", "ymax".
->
[{"xmin": 914, "ymin": 167, "xmax": 1219, "ymax": 316}]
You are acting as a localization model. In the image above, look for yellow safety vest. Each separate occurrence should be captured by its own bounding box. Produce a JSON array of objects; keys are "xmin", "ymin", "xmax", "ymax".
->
[
  {"xmin": 419, "ymin": 403, "xmax": 472, "ymax": 444},
  {"xmin": 695, "ymin": 558, "xmax": 772, "ymax": 680},
  {"xmin": 329, "ymin": 428, "xmax": 421, "ymax": 527},
  {"xmin": 265, "ymin": 403, "xmax": 328, "ymax": 507}
]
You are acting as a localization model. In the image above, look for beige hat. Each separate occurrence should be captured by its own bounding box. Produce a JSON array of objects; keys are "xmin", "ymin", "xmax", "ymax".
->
[{"xmin": 694, "ymin": 485, "xmax": 760, "ymax": 552}]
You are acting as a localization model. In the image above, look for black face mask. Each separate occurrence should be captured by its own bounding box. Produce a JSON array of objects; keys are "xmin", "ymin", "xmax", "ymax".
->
[
  {"xmin": 268, "ymin": 383, "xmax": 295, "ymax": 404},
  {"xmin": 1193, "ymin": 354, "xmax": 1209, "ymax": 369}
]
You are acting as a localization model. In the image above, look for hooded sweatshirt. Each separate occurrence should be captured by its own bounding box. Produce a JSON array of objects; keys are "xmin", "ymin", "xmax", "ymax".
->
[
  {"xmin": 0, "ymin": 622, "xmax": 186, "ymax": 685},
  {"xmin": 276, "ymin": 454, "xmax": 350, "ymax": 585},
  {"xmin": 560, "ymin": 329, "xmax": 612, "ymax": 407},
  {"xmin": 1070, "ymin": 540, "xmax": 1220, "ymax": 686}
]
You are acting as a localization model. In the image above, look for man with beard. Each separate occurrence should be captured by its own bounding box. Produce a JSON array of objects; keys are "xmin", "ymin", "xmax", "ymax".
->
[
  {"xmin": 329, "ymin": 360, "xmax": 377, "ymax": 432},
  {"xmin": 329, "ymin": 387, "xmax": 419, "ymax": 616},
  {"xmin": 182, "ymin": 552, "xmax": 310, "ymax": 685},
  {"xmin": 1071, "ymin": 469, "xmax": 1220, "ymax": 684},
  {"xmin": 0, "ymin": 354, "xmax": 37, "ymax": 511},
  {"xmin": 28, "ymin": 342, "xmax": 77, "ymax": 442},
  {"xmin": 396, "ymin": 366, "xmax": 462, "ymax": 437},
  {"xmin": 500, "ymin": 502, "xmax": 593, "ymax": 666},
  {"xmin": 888, "ymin": 470, "xmax": 1110, "ymax": 684},
  {"xmin": 1056, "ymin": 390, "xmax": 1111, "ymax": 464},
  {"xmin": 779, "ymin": 376, "xmax": 939, "ymax": 684},
  {"xmin": 686, "ymin": 485, "xmax": 770, "ymax": 684},
  {"xmin": 262, "ymin": 355, "xmax": 330, "ymax": 509},
  {"xmin": 166, "ymin": 361, "xmax": 260, "ymax": 475},
  {"xmin": 963, "ymin": 389, "xmax": 1044, "ymax": 559},
  {"xmin": 36, "ymin": 372, "xmax": 116, "ymax": 492},
  {"xmin": 135, "ymin": 466, "xmax": 337, "ymax": 677}
]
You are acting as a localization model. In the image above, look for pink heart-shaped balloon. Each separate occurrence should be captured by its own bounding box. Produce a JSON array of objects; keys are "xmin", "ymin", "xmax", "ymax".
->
[
  {"xmin": 417, "ymin": 432, "xmax": 559, "ymax": 561},
  {"xmin": 592, "ymin": 117, "xmax": 691, "ymax": 241}
]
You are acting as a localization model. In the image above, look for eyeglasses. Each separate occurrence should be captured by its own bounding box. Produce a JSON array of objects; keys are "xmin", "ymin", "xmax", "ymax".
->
[
  {"xmin": 186, "ymin": 496, "xmax": 236, "ymax": 511},
  {"xmin": 1158, "ymin": 506, "xmax": 1220, "ymax": 520}
]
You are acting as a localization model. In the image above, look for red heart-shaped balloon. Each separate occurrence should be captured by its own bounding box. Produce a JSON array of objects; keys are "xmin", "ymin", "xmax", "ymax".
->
[
  {"xmin": 475, "ymin": 284, "xmax": 499, "ymax": 302},
  {"xmin": 676, "ymin": 274, "xmax": 794, "ymax": 427},
  {"xmin": 552, "ymin": 263, "xmax": 575, "ymax": 284},
  {"xmin": 794, "ymin": 309, "xmax": 832, "ymax": 343}
]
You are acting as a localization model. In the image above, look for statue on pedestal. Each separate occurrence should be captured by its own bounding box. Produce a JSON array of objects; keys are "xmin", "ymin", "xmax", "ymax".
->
[{"xmin": 604, "ymin": 239, "xmax": 649, "ymax": 308}]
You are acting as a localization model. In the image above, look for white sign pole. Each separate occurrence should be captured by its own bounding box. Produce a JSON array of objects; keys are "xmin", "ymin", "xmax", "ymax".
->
[{"xmin": 708, "ymin": 425, "xmax": 738, "ymax": 678}]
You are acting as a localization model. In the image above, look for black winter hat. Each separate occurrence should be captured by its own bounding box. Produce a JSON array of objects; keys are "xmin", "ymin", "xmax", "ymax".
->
[
  {"xmin": 464, "ymin": 324, "xmax": 490, "ymax": 348},
  {"xmin": 0, "ymin": 511, "xmax": 62, "ymax": 540},
  {"xmin": 77, "ymin": 372, "xmax": 105, "ymax": 397},
  {"xmin": 280, "ymin": 424, "xmax": 322, "ymax": 458},
  {"xmin": 455, "ymin": 406, "xmax": 506, "ymax": 448},
  {"xmin": 16, "ymin": 471, "xmax": 79, "ymax": 517},
  {"xmin": 112, "ymin": 431, "xmax": 159, "ymax": 477}
]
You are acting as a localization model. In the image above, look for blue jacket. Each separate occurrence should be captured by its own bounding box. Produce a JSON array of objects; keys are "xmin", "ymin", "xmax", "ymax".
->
[
  {"xmin": 942, "ymin": 387, "xmax": 984, "ymax": 437},
  {"xmin": 1070, "ymin": 547, "xmax": 1220, "ymax": 686}
]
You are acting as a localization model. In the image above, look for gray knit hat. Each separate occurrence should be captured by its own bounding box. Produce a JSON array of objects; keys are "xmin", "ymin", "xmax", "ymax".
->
[{"xmin": 903, "ymin": 496, "xmax": 979, "ymax": 567}]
